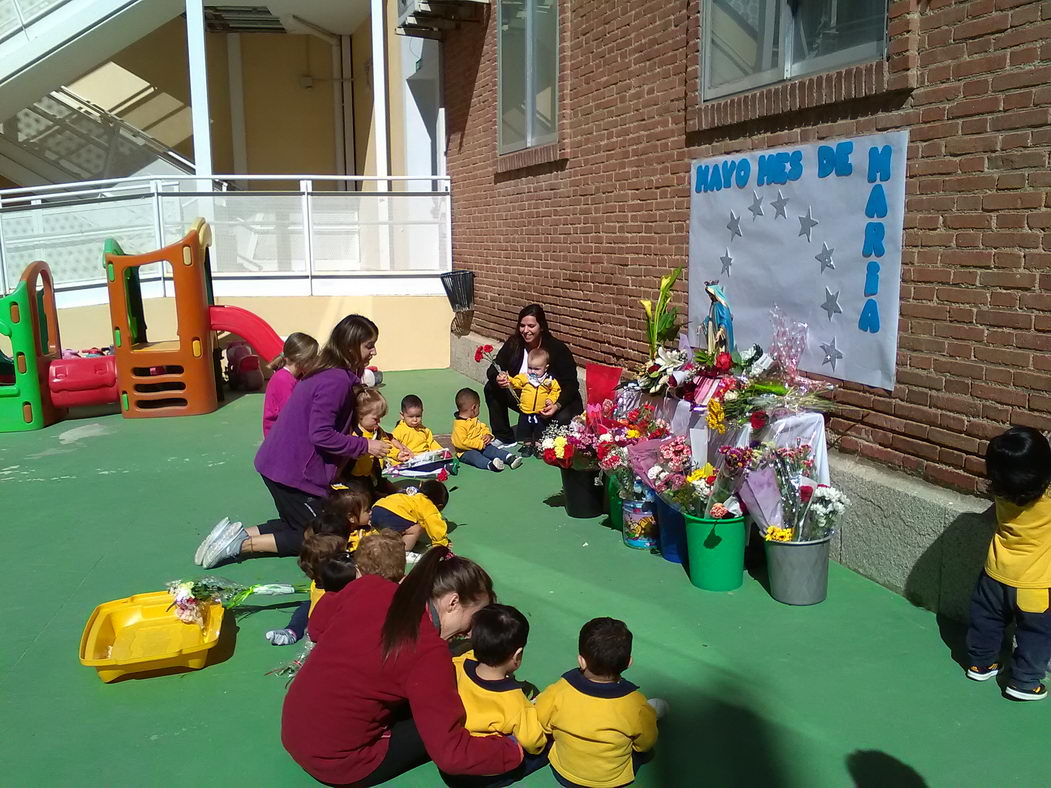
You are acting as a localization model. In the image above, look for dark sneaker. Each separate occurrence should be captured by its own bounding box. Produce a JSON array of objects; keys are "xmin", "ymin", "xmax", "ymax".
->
[
  {"xmin": 966, "ymin": 663, "xmax": 1001, "ymax": 681},
  {"xmin": 519, "ymin": 445, "xmax": 535, "ymax": 457},
  {"xmin": 1005, "ymin": 682, "xmax": 1047, "ymax": 701}
]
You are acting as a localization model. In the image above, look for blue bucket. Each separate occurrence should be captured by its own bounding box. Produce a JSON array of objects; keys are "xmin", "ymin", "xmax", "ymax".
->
[{"xmin": 655, "ymin": 497, "xmax": 687, "ymax": 565}]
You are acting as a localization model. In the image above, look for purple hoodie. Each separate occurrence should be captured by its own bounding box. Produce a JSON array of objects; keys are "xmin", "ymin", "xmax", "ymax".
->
[{"xmin": 255, "ymin": 367, "xmax": 369, "ymax": 497}]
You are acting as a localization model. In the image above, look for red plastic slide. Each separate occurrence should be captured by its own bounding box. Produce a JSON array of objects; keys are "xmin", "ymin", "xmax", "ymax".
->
[
  {"xmin": 207, "ymin": 305, "xmax": 283, "ymax": 364},
  {"xmin": 49, "ymin": 356, "xmax": 119, "ymax": 408}
]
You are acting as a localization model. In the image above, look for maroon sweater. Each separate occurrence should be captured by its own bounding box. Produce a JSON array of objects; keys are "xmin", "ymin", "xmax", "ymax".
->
[{"xmin": 281, "ymin": 575, "xmax": 522, "ymax": 784}]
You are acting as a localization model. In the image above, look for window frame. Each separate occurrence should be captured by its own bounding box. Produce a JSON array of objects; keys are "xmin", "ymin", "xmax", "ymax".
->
[
  {"xmin": 702, "ymin": 0, "xmax": 888, "ymax": 102},
  {"xmin": 497, "ymin": 0, "xmax": 559, "ymax": 155}
]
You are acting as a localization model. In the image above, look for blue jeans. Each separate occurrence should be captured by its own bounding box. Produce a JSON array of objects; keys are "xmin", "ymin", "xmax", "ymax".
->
[
  {"xmin": 967, "ymin": 571, "xmax": 1051, "ymax": 689},
  {"xmin": 459, "ymin": 444, "xmax": 517, "ymax": 470}
]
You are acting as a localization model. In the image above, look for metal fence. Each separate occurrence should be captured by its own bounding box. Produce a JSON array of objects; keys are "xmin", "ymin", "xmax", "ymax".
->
[{"xmin": 0, "ymin": 175, "xmax": 452, "ymax": 293}]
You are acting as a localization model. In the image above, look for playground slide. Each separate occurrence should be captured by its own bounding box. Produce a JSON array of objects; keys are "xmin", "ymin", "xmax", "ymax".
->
[{"xmin": 207, "ymin": 305, "xmax": 283, "ymax": 365}]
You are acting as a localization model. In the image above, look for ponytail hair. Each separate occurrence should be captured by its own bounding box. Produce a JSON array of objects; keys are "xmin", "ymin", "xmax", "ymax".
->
[
  {"xmin": 355, "ymin": 385, "xmax": 389, "ymax": 419},
  {"xmin": 381, "ymin": 546, "xmax": 493, "ymax": 659},
  {"xmin": 272, "ymin": 332, "xmax": 319, "ymax": 374}
]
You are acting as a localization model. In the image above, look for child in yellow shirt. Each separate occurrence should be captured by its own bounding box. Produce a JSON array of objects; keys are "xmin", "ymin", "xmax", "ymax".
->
[
  {"xmin": 509, "ymin": 347, "xmax": 562, "ymax": 456},
  {"xmin": 371, "ymin": 480, "xmax": 450, "ymax": 559},
  {"xmin": 536, "ymin": 618, "xmax": 666, "ymax": 787},
  {"xmin": 443, "ymin": 604, "xmax": 550, "ymax": 787},
  {"xmin": 392, "ymin": 394, "xmax": 443, "ymax": 455},
  {"xmin": 966, "ymin": 426, "xmax": 1051, "ymax": 701},
  {"xmin": 452, "ymin": 388, "xmax": 522, "ymax": 472},
  {"xmin": 342, "ymin": 387, "xmax": 408, "ymax": 496}
]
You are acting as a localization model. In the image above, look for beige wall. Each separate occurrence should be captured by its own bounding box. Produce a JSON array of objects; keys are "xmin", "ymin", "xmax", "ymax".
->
[
  {"xmin": 73, "ymin": 21, "xmax": 340, "ymax": 183},
  {"xmin": 351, "ymin": 21, "xmax": 375, "ymax": 182},
  {"xmin": 55, "ymin": 295, "xmax": 452, "ymax": 371},
  {"xmin": 240, "ymin": 33, "xmax": 338, "ymax": 183}
]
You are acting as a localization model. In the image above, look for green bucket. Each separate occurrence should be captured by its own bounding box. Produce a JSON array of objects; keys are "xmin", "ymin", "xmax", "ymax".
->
[
  {"xmin": 605, "ymin": 475, "xmax": 624, "ymax": 532},
  {"xmin": 684, "ymin": 515, "xmax": 746, "ymax": 591}
]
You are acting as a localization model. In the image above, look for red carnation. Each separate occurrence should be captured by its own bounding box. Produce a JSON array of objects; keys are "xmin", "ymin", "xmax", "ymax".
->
[
  {"xmin": 437, "ymin": 468, "xmax": 450, "ymax": 482},
  {"xmin": 483, "ymin": 344, "xmax": 494, "ymax": 353},
  {"xmin": 749, "ymin": 411, "xmax": 769, "ymax": 431},
  {"xmin": 715, "ymin": 352, "xmax": 732, "ymax": 372},
  {"xmin": 706, "ymin": 475, "xmax": 717, "ymax": 485},
  {"xmin": 474, "ymin": 346, "xmax": 484, "ymax": 363},
  {"xmin": 800, "ymin": 485, "xmax": 814, "ymax": 503},
  {"xmin": 543, "ymin": 448, "xmax": 557, "ymax": 464}
]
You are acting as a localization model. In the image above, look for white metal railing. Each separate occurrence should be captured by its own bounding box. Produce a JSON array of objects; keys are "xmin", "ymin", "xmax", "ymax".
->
[
  {"xmin": 0, "ymin": 0, "xmax": 73, "ymax": 44},
  {"xmin": 0, "ymin": 174, "xmax": 452, "ymax": 294}
]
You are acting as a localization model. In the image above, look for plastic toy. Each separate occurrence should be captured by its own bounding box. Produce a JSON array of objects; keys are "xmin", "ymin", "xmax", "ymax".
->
[
  {"xmin": 79, "ymin": 590, "xmax": 224, "ymax": 682},
  {"xmin": 0, "ymin": 219, "xmax": 284, "ymax": 431},
  {"xmin": 225, "ymin": 341, "xmax": 265, "ymax": 391}
]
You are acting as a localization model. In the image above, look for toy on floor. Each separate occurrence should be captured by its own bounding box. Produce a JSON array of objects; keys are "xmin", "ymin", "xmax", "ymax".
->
[
  {"xmin": 79, "ymin": 577, "xmax": 306, "ymax": 682},
  {"xmin": 362, "ymin": 365, "xmax": 383, "ymax": 387},
  {"xmin": 225, "ymin": 341, "xmax": 265, "ymax": 391}
]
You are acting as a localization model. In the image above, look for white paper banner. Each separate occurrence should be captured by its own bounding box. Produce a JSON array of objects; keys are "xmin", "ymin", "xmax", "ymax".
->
[{"xmin": 688, "ymin": 131, "xmax": 908, "ymax": 391}]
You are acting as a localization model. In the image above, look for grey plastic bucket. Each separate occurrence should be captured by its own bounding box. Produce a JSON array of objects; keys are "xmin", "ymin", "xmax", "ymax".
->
[{"xmin": 764, "ymin": 536, "xmax": 831, "ymax": 606}]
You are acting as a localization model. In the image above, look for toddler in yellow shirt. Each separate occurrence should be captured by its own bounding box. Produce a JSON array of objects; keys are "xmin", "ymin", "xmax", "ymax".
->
[
  {"xmin": 509, "ymin": 347, "xmax": 562, "ymax": 457},
  {"xmin": 536, "ymin": 618, "xmax": 667, "ymax": 788},
  {"xmin": 452, "ymin": 388, "xmax": 522, "ymax": 472},
  {"xmin": 966, "ymin": 426, "xmax": 1051, "ymax": 701},
  {"xmin": 370, "ymin": 480, "xmax": 451, "ymax": 559},
  {"xmin": 443, "ymin": 604, "xmax": 550, "ymax": 787}
]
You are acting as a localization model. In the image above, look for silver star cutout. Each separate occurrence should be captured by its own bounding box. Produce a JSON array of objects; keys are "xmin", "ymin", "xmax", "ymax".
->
[
  {"xmin": 815, "ymin": 243, "xmax": 836, "ymax": 273},
  {"xmin": 719, "ymin": 249, "xmax": 733, "ymax": 276},
  {"xmin": 798, "ymin": 206, "xmax": 819, "ymax": 242},
  {"xmin": 820, "ymin": 288, "xmax": 843, "ymax": 321},
  {"xmin": 771, "ymin": 190, "xmax": 789, "ymax": 219},
  {"xmin": 726, "ymin": 210, "xmax": 742, "ymax": 241},
  {"xmin": 820, "ymin": 337, "xmax": 844, "ymax": 372},
  {"xmin": 747, "ymin": 191, "xmax": 764, "ymax": 221}
]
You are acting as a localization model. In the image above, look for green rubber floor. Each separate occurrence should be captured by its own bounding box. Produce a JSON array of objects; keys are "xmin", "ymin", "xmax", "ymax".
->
[{"xmin": 0, "ymin": 368, "xmax": 1045, "ymax": 786}]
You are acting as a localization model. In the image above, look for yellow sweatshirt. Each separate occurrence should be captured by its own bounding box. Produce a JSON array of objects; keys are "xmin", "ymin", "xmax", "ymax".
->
[
  {"xmin": 451, "ymin": 650, "xmax": 547, "ymax": 755},
  {"xmin": 347, "ymin": 427, "xmax": 388, "ymax": 478},
  {"xmin": 392, "ymin": 420, "xmax": 442, "ymax": 456},
  {"xmin": 509, "ymin": 374, "xmax": 562, "ymax": 415},
  {"xmin": 535, "ymin": 670, "xmax": 657, "ymax": 788},
  {"xmin": 986, "ymin": 491, "xmax": 1051, "ymax": 612},
  {"xmin": 451, "ymin": 415, "xmax": 493, "ymax": 456},
  {"xmin": 373, "ymin": 492, "xmax": 449, "ymax": 546}
]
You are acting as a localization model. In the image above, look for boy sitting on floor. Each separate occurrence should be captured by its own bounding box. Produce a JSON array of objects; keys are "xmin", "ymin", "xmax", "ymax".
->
[
  {"xmin": 444, "ymin": 604, "xmax": 549, "ymax": 787},
  {"xmin": 536, "ymin": 617, "xmax": 666, "ymax": 788},
  {"xmin": 451, "ymin": 388, "xmax": 522, "ymax": 472}
]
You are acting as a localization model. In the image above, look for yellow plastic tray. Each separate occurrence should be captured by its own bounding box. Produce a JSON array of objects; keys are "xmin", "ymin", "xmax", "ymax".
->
[{"xmin": 79, "ymin": 590, "xmax": 225, "ymax": 682}]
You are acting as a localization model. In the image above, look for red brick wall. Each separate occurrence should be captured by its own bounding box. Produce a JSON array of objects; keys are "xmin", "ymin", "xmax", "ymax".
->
[{"xmin": 443, "ymin": 0, "xmax": 1051, "ymax": 494}]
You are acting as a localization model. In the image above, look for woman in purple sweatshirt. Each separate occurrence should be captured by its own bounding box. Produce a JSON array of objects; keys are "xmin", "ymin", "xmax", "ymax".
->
[{"xmin": 194, "ymin": 314, "xmax": 393, "ymax": 568}]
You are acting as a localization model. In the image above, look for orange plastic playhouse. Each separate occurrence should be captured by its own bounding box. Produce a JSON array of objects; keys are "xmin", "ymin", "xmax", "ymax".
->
[{"xmin": 105, "ymin": 219, "xmax": 283, "ymax": 418}]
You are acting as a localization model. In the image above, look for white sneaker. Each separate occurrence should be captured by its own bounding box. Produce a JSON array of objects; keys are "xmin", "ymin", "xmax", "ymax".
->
[
  {"xmin": 491, "ymin": 439, "xmax": 518, "ymax": 450},
  {"xmin": 201, "ymin": 521, "xmax": 246, "ymax": 569},
  {"xmin": 195, "ymin": 517, "xmax": 230, "ymax": 565},
  {"xmin": 508, "ymin": 456, "xmax": 522, "ymax": 469},
  {"xmin": 647, "ymin": 698, "xmax": 669, "ymax": 720},
  {"xmin": 491, "ymin": 458, "xmax": 506, "ymax": 471}
]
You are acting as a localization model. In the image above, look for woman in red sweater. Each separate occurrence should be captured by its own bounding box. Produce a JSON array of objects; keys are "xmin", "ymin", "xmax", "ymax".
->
[{"xmin": 282, "ymin": 547, "xmax": 523, "ymax": 785}]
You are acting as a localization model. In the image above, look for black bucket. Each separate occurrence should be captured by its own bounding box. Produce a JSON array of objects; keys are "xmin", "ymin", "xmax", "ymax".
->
[
  {"xmin": 560, "ymin": 467, "xmax": 605, "ymax": 518},
  {"xmin": 440, "ymin": 270, "xmax": 475, "ymax": 312}
]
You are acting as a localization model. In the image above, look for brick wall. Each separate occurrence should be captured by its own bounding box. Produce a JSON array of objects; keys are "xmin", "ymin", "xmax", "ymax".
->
[{"xmin": 442, "ymin": 0, "xmax": 1050, "ymax": 494}]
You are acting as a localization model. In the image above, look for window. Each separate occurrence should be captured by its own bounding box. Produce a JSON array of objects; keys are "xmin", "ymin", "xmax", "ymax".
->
[
  {"xmin": 498, "ymin": 0, "xmax": 558, "ymax": 154},
  {"xmin": 703, "ymin": 0, "xmax": 887, "ymax": 100}
]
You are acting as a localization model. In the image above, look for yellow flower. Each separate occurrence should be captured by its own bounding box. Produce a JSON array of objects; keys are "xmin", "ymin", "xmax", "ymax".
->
[
  {"xmin": 640, "ymin": 299, "xmax": 654, "ymax": 320},
  {"xmin": 626, "ymin": 427, "xmax": 640, "ymax": 439},
  {"xmin": 764, "ymin": 526, "xmax": 793, "ymax": 542},
  {"xmin": 706, "ymin": 400, "xmax": 726, "ymax": 434}
]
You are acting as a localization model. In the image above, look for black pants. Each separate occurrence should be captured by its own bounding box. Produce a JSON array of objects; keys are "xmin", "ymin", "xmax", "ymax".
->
[
  {"xmin": 442, "ymin": 742, "xmax": 551, "ymax": 788},
  {"xmin": 484, "ymin": 380, "xmax": 582, "ymax": 443},
  {"xmin": 354, "ymin": 717, "xmax": 430, "ymax": 786},
  {"xmin": 516, "ymin": 412, "xmax": 549, "ymax": 444},
  {"xmin": 256, "ymin": 476, "xmax": 323, "ymax": 556},
  {"xmin": 966, "ymin": 571, "xmax": 1051, "ymax": 689}
]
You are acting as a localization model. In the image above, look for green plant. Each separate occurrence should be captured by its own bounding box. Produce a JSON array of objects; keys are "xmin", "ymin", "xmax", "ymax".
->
[{"xmin": 640, "ymin": 267, "xmax": 683, "ymax": 360}]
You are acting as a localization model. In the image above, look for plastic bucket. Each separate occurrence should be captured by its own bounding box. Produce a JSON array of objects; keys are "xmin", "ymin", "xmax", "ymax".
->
[
  {"xmin": 560, "ymin": 466, "xmax": 604, "ymax": 518},
  {"xmin": 655, "ymin": 498, "xmax": 687, "ymax": 565},
  {"xmin": 684, "ymin": 515, "xmax": 746, "ymax": 591},
  {"xmin": 622, "ymin": 499, "xmax": 659, "ymax": 550},
  {"xmin": 764, "ymin": 536, "xmax": 831, "ymax": 605},
  {"xmin": 606, "ymin": 475, "xmax": 624, "ymax": 531}
]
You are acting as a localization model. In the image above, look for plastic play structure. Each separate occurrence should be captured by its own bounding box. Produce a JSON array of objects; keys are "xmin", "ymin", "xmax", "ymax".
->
[{"xmin": 0, "ymin": 219, "xmax": 283, "ymax": 432}]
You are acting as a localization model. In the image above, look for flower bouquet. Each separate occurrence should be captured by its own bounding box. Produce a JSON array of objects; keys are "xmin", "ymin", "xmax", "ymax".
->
[
  {"xmin": 640, "ymin": 267, "xmax": 683, "ymax": 360},
  {"xmin": 539, "ymin": 418, "xmax": 600, "ymax": 471},
  {"xmin": 475, "ymin": 343, "xmax": 519, "ymax": 403},
  {"xmin": 167, "ymin": 577, "xmax": 308, "ymax": 628}
]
